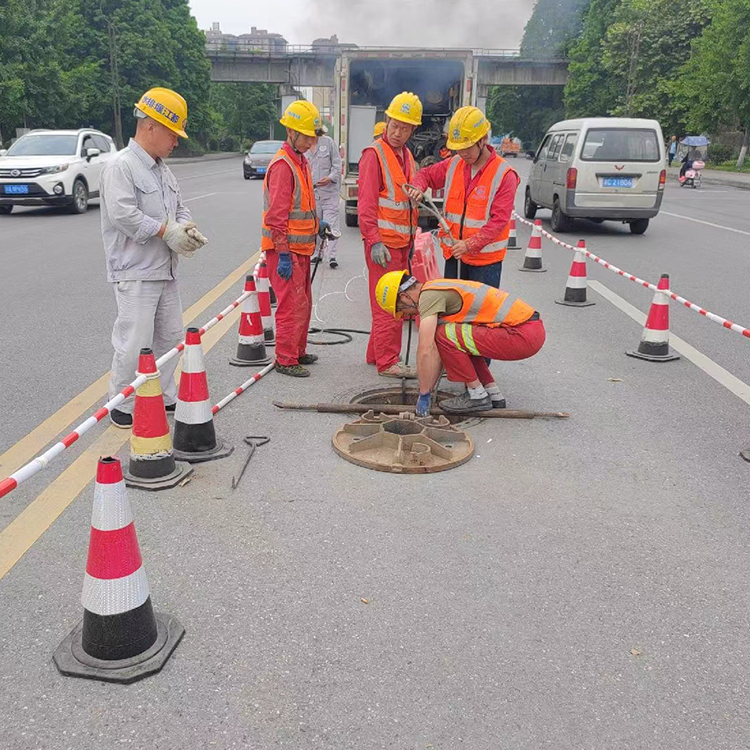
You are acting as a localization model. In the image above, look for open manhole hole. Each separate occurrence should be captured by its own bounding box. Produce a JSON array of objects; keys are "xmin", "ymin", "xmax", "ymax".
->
[
  {"xmin": 332, "ymin": 386, "xmax": 476, "ymax": 474},
  {"xmin": 339, "ymin": 385, "xmax": 481, "ymax": 428}
]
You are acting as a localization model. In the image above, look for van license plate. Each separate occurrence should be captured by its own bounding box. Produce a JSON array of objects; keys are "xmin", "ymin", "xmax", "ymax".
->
[
  {"xmin": 602, "ymin": 177, "xmax": 633, "ymax": 188},
  {"xmin": 4, "ymin": 184, "xmax": 29, "ymax": 194}
]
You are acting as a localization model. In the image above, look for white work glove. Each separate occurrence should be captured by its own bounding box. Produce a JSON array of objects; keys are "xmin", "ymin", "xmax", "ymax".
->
[
  {"xmin": 370, "ymin": 241, "xmax": 391, "ymax": 268},
  {"xmin": 163, "ymin": 220, "xmax": 207, "ymax": 258}
]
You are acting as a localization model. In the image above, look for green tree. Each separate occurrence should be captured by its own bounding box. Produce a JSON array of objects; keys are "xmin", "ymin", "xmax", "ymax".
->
[
  {"xmin": 209, "ymin": 83, "xmax": 277, "ymax": 145},
  {"xmin": 678, "ymin": 0, "xmax": 750, "ymax": 166},
  {"xmin": 564, "ymin": 0, "xmax": 623, "ymax": 117},
  {"xmin": 487, "ymin": 86, "xmax": 565, "ymax": 149},
  {"xmin": 521, "ymin": 0, "xmax": 593, "ymax": 57},
  {"xmin": 565, "ymin": 0, "xmax": 710, "ymax": 134}
]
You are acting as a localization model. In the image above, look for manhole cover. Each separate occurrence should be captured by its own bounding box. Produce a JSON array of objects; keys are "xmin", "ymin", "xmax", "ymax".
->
[{"xmin": 332, "ymin": 410, "xmax": 474, "ymax": 474}]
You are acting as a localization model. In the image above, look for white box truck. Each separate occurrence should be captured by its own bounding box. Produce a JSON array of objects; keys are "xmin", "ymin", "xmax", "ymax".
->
[{"xmin": 334, "ymin": 48, "xmax": 477, "ymax": 227}]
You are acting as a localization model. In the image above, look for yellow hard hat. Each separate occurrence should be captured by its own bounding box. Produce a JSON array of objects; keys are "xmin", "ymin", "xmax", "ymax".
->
[
  {"xmin": 446, "ymin": 106, "xmax": 491, "ymax": 151},
  {"xmin": 375, "ymin": 270, "xmax": 412, "ymax": 319},
  {"xmin": 385, "ymin": 92, "xmax": 423, "ymax": 127},
  {"xmin": 280, "ymin": 100, "xmax": 322, "ymax": 137},
  {"xmin": 373, "ymin": 121, "xmax": 387, "ymax": 138},
  {"xmin": 134, "ymin": 87, "xmax": 189, "ymax": 139}
]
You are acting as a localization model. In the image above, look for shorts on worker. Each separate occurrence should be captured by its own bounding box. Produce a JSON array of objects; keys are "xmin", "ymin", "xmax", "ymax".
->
[
  {"xmin": 109, "ymin": 279, "xmax": 183, "ymax": 414},
  {"xmin": 435, "ymin": 317, "xmax": 546, "ymax": 385}
]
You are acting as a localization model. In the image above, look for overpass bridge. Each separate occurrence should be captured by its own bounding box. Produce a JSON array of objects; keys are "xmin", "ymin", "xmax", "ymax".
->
[{"xmin": 207, "ymin": 46, "xmax": 569, "ymax": 90}]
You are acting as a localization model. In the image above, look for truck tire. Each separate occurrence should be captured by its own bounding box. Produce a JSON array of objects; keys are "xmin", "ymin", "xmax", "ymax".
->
[
  {"xmin": 551, "ymin": 197, "xmax": 572, "ymax": 233},
  {"xmin": 345, "ymin": 212, "xmax": 358, "ymax": 228},
  {"xmin": 629, "ymin": 218, "xmax": 649, "ymax": 235},
  {"xmin": 524, "ymin": 187, "xmax": 538, "ymax": 220}
]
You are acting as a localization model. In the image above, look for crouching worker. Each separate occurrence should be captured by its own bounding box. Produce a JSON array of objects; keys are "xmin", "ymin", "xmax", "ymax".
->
[{"xmin": 374, "ymin": 272, "xmax": 546, "ymax": 415}]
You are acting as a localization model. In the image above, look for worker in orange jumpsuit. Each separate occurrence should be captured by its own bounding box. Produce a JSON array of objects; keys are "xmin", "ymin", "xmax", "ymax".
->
[
  {"xmin": 261, "ymin": 100, "xmax": 321, "ymax": 378},
  {"xmin": 357, "ymin": 92, "xmax": 422, "ymax": 379},
  {"xmin": 406, "ymin": 106, "xmax": 519, "ymax": 289}
]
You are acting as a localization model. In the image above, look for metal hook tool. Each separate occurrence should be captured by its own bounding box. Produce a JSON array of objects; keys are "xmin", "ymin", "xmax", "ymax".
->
[{"xmin": 231, "ymin": 436, "xmax": 270, "ymax": 490}]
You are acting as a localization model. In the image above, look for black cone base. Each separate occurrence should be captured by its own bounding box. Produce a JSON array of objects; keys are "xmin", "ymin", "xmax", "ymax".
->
[
  {"xmin": 173, "ymin": 419, "xmax": 234, "ymax": 463},
  {"xmin": 626, "ymin": 340, "xmax": 680, "ymax": 362},
  {"xmin": 173, "ymin": 437, "xmax": 233, "ymax": 464},
  {"xmin": 263, "ymin": 329, "xmax": 276, "ymax": 346},
  {"xmin": 53, "ymin": 611, "xmax": 185, "ymax": 684},
  {"xmin": 519, "ymin": 262, "xmax": 546, "ymax": 273},
  {"xmin": 124, "ymin": 460, "xmax": 193, "ymax": 491},
  {"xmin": 556, "ymin": 298, "xmax": 595, "ymax": 307},
  {"xmin": 230, "ymin": 342, "xmax": 271, "ymax": 367},
  {"xmin": 626, "ymin": 349, "xmax": 680, "ymax": 362}
]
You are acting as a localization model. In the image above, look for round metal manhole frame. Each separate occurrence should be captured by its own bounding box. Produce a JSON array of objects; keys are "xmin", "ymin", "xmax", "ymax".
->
[
  {"xmin": 333, "ymin": 385, "xmax": 482, "ymax": 429},
  {"xmin": 332, "ymin": 410, "xmax": 475, "ymax": 474}
]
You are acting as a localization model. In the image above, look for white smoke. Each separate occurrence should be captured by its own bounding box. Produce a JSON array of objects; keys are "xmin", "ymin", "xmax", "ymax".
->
[{"xmin": 292, "ymin": 0, "xmax": 537, "ymax": 48}]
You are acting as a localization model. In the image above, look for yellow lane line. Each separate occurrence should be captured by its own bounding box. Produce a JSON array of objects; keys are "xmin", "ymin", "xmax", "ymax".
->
[
  {"xmin": 0, "ymin": 252, "xmax": 260, "ymax": 480},
  {"xmin": 0, "ymin": 301, "xmax": 245, "ymax": 581}
]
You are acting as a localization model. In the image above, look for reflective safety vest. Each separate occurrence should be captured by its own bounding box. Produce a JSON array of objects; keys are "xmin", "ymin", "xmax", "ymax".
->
[
  {"xmin": 439, "ymin": 154, "xmax": 517, "ymax": 266},
  {"xmin": 422, "ymin": 278, "xmax": 535, "ymax": 328},
  {"xmin": 261, "ymin": 149, "xmax": 318, "ymax": 256},
  {"xmin": 369, "ymin": 139, "xmax": 419, "ymax": 250}
]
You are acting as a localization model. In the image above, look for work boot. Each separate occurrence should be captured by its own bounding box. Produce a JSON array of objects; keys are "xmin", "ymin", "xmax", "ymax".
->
[
  {"xmin": 110, "ymin": 408, "xmax": 133, "ymax": 429},
  {"xmin": 439, "ymin": 391, "xmax": 493, "ymax": 414},
  {"xmin": 275, "ymin": 362, "xmax": 310, "ymax": 378},
  {"xmin": 378, "ymin": 363, "xmax": 417, "ymax": 379},
  {"xmin": 165, "ymin": 402, "xmax": 176, "ymax": 413},
  {"xmin": 298, "ymin": 353, "xmax": 319, "ymax": 365},
  {"xmin": 329, "ymin": 259, "xmax": 339, "ymax": 269},
  {"xmin": 491, "ymin": 395, "xmax": 507, "ymax": 409}
]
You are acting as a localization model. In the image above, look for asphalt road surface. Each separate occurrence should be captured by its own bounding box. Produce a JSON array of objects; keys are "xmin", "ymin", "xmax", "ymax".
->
[{"xmin": 2, "ymin": 157, "xmax": 750, "ymax": 749}]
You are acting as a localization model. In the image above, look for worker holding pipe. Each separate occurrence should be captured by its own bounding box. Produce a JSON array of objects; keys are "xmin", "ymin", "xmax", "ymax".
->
[
  {"xmin": 405, "ymin": 106, "xmax": 519, "ymax": 289},
  {"xmin": 261, "ymin": 100, "xmax": 322, "ymax": 378},
  {"xmin": 358, "ymin": 92, "xmax": 422, "ymax": 379},
  {"xmin": 374, "ymin": 271, "xmax": 545, "ymax": 414},
  {"xmin": 101, "ymin": 87, "xmax": 208, "ymax": 429}
]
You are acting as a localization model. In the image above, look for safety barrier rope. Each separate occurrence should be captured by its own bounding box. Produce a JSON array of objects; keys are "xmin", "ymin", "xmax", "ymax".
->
[
  {"xmin": 212, "ymin": 362, "xmax": 275, "ymax": 415},
  {"xmin": 0, "ymin": 289, "xmax": 253, "ymax": 499},
  {"xmin": 513, "ymin": 213, "xmax": 750, "ymax": 341}
]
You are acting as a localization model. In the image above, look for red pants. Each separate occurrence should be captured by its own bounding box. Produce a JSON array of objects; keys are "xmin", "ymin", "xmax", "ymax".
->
[
  {"xmin": 266, "ymin": 250, "xmax": 312, "ymax": 366},
  {"xmin": 435, "ymin": 319, "xmax": 546, "ymax": 384},
  {"xmin": 365, "ymin": 244, "xmax": 410, "ymax": 372}
]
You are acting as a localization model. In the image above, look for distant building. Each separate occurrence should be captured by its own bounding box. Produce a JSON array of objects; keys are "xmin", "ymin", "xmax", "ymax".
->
[
  {"xmin": 206, "ymin": 23, "xmax": 288, "ymax": 54},
  {"xmin": 311, "ymin": 34, "xmax": 357, "ymax": 53}
]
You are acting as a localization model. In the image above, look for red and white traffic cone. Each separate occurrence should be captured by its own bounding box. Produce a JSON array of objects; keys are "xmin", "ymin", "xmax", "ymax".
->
[
  {"xmin": 124, "ymin": 348, "xmax": 193, "ymax": 490},
  {"xmin": 255, "ymin": 260, "xmax": 276, "ymax": 345},
  {"xmin": 172, "ymin": 328, "xmax": 233, "ymax": 463},
  {"xmin": 626, "ymin": 274, "xmax": 680, "ymax": 362},
  {"xmin": 230, "ymin": 275, "xmax": 271, "ymax": 367},
  {"xmin": 53, "ymin": 456, "xmax": 185, "ymax": 683},
  {"xmin": 508, "ymin": 216, "xmax": 518, "ymax": 249},
  {"xmin": 519, "ymin": 218, "xmax": 546, "ymax": 272},
  {"xmin": 555, "ymin": 240, "xmax": 595, "ymax": 307}
]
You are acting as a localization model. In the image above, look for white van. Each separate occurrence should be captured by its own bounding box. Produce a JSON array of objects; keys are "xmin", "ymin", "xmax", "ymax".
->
[{"xmin": 524, "ymin": 117, "xmax": 666, "ymax": 234}]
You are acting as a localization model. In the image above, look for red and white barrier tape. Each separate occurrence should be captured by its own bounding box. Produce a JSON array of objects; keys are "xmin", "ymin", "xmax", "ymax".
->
[
  {"xmin": 212, "ymin": 362, "xmax": 275, "ymax": 415},
  {"xmin": 514, "ymin": 213, "xmax": 750, "ymax": 340},
  {"xmin": 0, "ymin": 288, "xmax": 252, "ymax": 499}
]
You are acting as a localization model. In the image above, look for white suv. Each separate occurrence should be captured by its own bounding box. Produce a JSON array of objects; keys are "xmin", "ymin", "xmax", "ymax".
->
[{"xmin": 0, "ymin": 129, "xmax": 117, "ymax": 215}]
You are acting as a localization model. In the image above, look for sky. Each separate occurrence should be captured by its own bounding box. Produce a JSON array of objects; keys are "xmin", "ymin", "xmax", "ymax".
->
[{"xmin": 190, "ymin": 0, "xmax": 537, "ymax": 49}]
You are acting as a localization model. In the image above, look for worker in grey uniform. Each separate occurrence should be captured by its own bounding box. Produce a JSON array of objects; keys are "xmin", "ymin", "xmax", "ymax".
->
[
  {"xmin": 306, "ymin": 125, "xmax": 342, "ymax": 267},
  {"xmin": 100, "ymin": 86, "xmax": 208, "ymax": 428}
]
